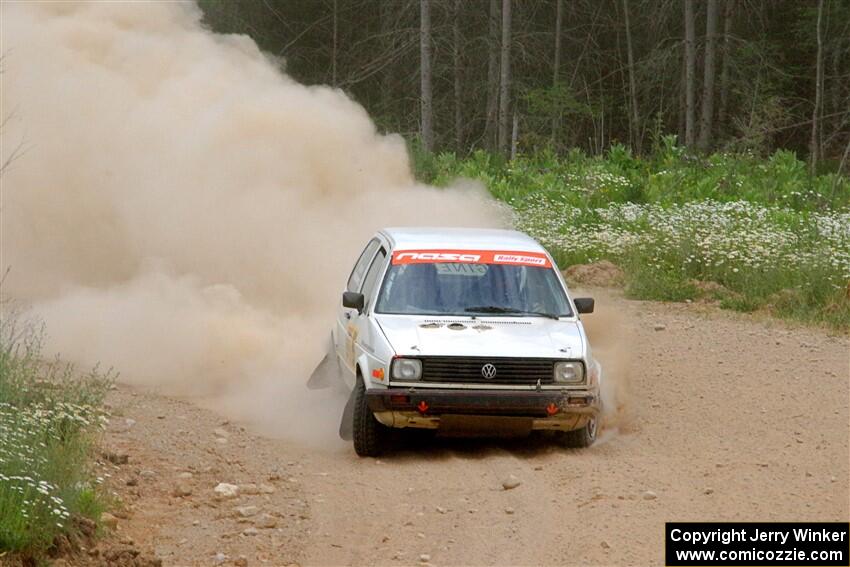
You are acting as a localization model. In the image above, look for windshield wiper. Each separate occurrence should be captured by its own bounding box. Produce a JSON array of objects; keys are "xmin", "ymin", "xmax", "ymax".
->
[{"xmin": 464, "ymin": 306, "xmax": 560, "ymax": 320}]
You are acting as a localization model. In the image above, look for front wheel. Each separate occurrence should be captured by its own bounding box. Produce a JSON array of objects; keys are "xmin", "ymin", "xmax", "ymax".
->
[
  {"xmin": 352, "ymin": 376, "xmax": 390, "ymax": 457},
  {"xmin": 559, "ymin": 415, "xmax": 598, "ymax": 448}
]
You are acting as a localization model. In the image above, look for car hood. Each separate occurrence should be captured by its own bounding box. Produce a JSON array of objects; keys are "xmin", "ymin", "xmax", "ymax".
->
[{"xmin": 374, "ymin": 315, "xmax": 585, "ymax": 359}]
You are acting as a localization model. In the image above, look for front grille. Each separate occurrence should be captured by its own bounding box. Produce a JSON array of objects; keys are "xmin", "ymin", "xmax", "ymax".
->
[{"xmin": 420, "ymin": 357, "xmax": 555, "ymax": 384}]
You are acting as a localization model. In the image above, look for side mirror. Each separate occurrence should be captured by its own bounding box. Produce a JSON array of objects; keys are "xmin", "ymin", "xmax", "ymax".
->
[
  {"xmin": 342, "ymin": 291, "xmax": 365, "ymax": 313},
  {"xmin": 574, "ymin": 297, "xmax": 595, "ymax": 314}
]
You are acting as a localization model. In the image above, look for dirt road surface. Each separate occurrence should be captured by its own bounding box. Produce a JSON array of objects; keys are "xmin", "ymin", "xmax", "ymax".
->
[{"xmin": 97, "ymin": 292, "xmax": 849, "ymax": 566}]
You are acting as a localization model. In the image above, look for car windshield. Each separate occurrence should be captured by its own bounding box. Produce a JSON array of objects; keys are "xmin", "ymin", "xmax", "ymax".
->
[{"xmin": 375, "ymin": 262, "xmax": 573, "ymax": 318}]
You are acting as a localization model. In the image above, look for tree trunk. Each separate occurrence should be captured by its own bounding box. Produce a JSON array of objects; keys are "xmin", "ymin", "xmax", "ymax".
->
[
  {"xmin": 684, "ymin": 0, "xmax": 696, "ymax": 149},
  {"xmin": 551, "ymin": 0, "xmax": 563, "ymax": 143},
  {"xmin": 484, "ymin": 0, "xmax": 500, "ymax": 151},
  {"xmin": 453, "ymin": 0, "xmax": 463, "ymax": 152},
  {"xmin": 718, "ymin": 0, "xmax": 734, "ymax": 133},
  {"xmin": 679, "ymin": 51, "xmax": 686, "ymax": 145},
  {"xmin": 623, "ymin": 0, "xmax": 640, "ymax": 153},
  {"xmin": 809, "ymin": 0, "xmax": 824, "ymax": 174},
  {"xmin": 420, "ymin": 0, "xmax": 434, "ymax": 152},
  {"xmin": 698, "ymin": 0, "xmax": 719, "ymax": 151},
  {"xmin": 511, "ymin": 112, "xmax": 519, "ymax": 160},
  {"xmin": 379, "ymin": 1, "xmax": 394, "ymax": 122},
  {"xmin": 331, "ymin": 0, "xmax": 338, "ymax": 87},
  {"xmin": 830, "ymin": 44, "xmax": 842, "ymax": 115},
  {"xmin": 498, "ymin": 0, "xmax": 512, "ymax": 155}
]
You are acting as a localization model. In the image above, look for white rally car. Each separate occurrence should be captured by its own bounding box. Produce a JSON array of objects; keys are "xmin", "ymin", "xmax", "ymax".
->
[{"xmin": 310, "ymin": 228, "xmax": 601, "ymax": 456}]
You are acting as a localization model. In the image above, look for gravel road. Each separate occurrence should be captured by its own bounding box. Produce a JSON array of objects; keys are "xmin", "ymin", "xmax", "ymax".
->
[{"xmin": 97, "ymin": 292, "xmax": 849, "ymax": 566}]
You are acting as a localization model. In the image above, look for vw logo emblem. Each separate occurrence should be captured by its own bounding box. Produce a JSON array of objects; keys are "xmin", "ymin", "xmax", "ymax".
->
[{"xmin": 481, "ymin": 363, "xmax": 497, "ymax": 379}]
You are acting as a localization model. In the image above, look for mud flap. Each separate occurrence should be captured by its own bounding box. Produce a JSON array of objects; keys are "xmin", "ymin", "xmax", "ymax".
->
[
  {"xmin": 307, "ymin": 335, "xmax": 339, "ymax": 390},
  {"xmin": 338, "ymin": 388, "xmax": 356, "ymax": 440}
]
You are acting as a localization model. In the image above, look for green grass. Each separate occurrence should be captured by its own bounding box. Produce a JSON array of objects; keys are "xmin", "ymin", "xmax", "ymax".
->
[
  {"xmin": 0, "ymin": 308, "xmax": 113, "ymax": 558},
  {"xmin": 413, "ymin": 141, "xmax": 850, "ymax": 330}
]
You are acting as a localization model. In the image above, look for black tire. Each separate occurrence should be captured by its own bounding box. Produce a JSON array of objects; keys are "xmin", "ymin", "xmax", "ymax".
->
[
  {"xmin": 352, "ymin": 374, "xmax": 390, "ymax": 457},
  {"xmin": 559, "ymin": 415, "xmax": 598, "ymax": 448}
]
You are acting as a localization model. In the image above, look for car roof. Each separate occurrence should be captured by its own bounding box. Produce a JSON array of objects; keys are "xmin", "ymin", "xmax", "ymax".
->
[{"xmin": 379, "ymin": 227, "xmax": 547, "ymax": 253}]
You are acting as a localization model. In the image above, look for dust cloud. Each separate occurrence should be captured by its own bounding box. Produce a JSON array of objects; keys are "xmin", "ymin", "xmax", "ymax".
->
[
  {"xmin": 1, "ymin": 2, "xmax": 505, "ymax": 444},
  {"xmin": 579, "ymin": 292, "xmax": 634, "ymax": 437}
]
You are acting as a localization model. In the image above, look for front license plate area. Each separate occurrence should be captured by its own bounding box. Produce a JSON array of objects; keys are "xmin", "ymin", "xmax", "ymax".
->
[{"xmin": 437, "ymin": 414, "xmax": 533, "ymax": 437}]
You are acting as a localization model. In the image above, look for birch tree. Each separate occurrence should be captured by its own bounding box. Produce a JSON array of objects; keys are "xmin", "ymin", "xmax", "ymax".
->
[
  {"xmin": 484, "ymin": 0, "xmax": 500, "ymax": 151},
  {"xmin": 623, "ymin": 0, "xmax": 640, "ymax": 152},
  {"xmin": 420, "ymin": 0, "xmax": 434, "ymax": 152},
  {"xmin": 698, "ymin": 0, "xmax": 720, "ymax": 151},
  {"xmin": 551, "ymin": 0, "xmax": 563, "ymax": 143},
  {"xmin": 809, "ymin": 0, "xmax": 824, "ymax": 174},
  {"xmin": 498, "ymin": 0, "xmax": 512, "ymax": 155},
  {"xmin": 684, "ymin": 0, "xmax": 697, "ymax": 149}
]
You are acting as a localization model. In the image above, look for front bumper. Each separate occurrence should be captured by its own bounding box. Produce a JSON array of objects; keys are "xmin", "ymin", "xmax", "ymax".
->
[{"xmin": 366, "ymin": 387, "xmax": 599, "ymax": 431}]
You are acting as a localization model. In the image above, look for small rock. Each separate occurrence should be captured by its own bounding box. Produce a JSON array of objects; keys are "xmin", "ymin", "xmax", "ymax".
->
[
  {"xmin": 642, "ymin": 490, "xmax": 658, "ymax": 500},
  {"xmin": 436, "ymin": 506, "xmax": 447, "ymax": 514},
  {"xmin": 419, "ymin": 554, "xmax": 431, "ymax": 563},
  {"xmin": 177, "ymin": 472, "xmax": 193, "ymax": 480},
  {"xmin": 234, "ymin": 558, "xmax": 248, "ymax": 567},
  {"xmin": 100, "ymin": 512, "xmax": 119, "ymax": 529},
  {"xmin": 213, "ymin": 552, "xmax": 227, "ymax": 564},
  {"xmin": 258, "ymin": 483, "xmax": 276, "ymax": 494},
  {"xmin": 139, "ymin": 470, "xmax": 157, "ymax": 479},
  {"xmin": 213, "ymin": 428, "xmax": 229, "ymax": 438},
  {"xmin": 192, "ymin": 520, "xmax": 200, "ymax": 526},
  {"xmin": 242, "ymin": 527, "xmax": 259, "ymax": 537},
  {"xmin": 417, "ymin": 532, "xmax": 425, "ymax": 539},
  {"xmin": 601, "ymin": 540, "xmax": 611, "ymax": 550},
  {"xmin": 653, "ymin": 324, "xmax": 666, "ymax": 331},
  {"xmin": 215, "ymin": 437, "xmax": 228, "ymax": 444},
  {"xmin": 241, "ymin": 483, "xmax": 259, "ymax": 495},
  {"xmin": 124, "ymin": 418, "xmax": 136, "ymax": 428},
  {"xmin": 126, "ymin": 478, "xmax": 138, "ymax": 487},
  {"xmin": 103, "ymin": 451, "xmax": 129, "ymax": 465},
  {"xmin": 236, "ymin": 505, "xmax": 259, "ymax": 518},
  {"xmin": 703, "ymin": 488, "xmax": 714, "ymax": 495},
  {"xmin": 214, "ymin": 482, "xmax": 239, "ymax": 499},
  {"xmin": 255, "ymin": 513, "xmax": 277, "ymax": 529},
  {"xmin": 505, "ymin": 507, "xmax": 515, "ymax": 515},
  {"xmin": 502, "ymin": 475, "xmax": 521, "ymax": 490},
  {"xmin": 172, "ymin": 483, "xmax": 193, "ymax": 497}
]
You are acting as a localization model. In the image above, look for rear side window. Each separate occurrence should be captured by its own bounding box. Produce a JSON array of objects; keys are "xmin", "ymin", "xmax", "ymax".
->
[
  {"xmin": 347, "ymin": 239, "xmax": 380, "ymax": 292},
  {"xmin": 360, "ymin": 248, "xmax": 388, "ymax": 310}
]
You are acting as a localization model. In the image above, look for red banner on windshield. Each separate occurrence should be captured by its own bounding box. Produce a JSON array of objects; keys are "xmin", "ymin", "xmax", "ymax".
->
[{"xmin": 392, "ymin": 249, "xmax": 552, "ymax": 268}]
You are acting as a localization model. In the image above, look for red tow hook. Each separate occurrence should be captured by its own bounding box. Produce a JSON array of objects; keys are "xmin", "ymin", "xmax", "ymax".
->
[
  {"xmin": 545, "ymin": 402, "xmax": 559, "ymax": 416},
  {"xmin": 416, "ymin": 400, "xmax": 429, "ymax": 414}
]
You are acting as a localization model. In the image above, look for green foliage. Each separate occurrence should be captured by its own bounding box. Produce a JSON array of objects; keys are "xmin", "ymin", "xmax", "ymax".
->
[
  {"xmin": 415, "ymin": 144, "xmax": 850, "ymax": 329},
  {"xmin": 0, "ymin": 311, "xmax": 113, "ymax": 557}
]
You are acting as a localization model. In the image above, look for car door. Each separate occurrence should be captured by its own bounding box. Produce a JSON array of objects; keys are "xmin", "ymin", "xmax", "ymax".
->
[
  {"xmin": 337, "ymin": 238, "xmax": 380, "ymax": 379},
  {"xmin": 350, "ymin": 246, "xmax": 389, "ymax": 384}
]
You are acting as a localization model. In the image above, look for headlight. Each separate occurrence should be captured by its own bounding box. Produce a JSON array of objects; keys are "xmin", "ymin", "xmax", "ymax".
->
[
  {"xmin": 391, "ymin": 358, "xmax": 422, "ymax": 380},
  {"xmin": 554, "ymin": 361, "xmax": 584, "ymax": 384}
]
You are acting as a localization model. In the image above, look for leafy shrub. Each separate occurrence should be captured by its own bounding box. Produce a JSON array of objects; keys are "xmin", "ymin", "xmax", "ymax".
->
[
  {"xmin": 414, "ymin": 144, "xmax": 850, "ymax": 328},
  {"xmin": 0, "ymin": 310, "xmax": 113, "ymax": 557}
]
